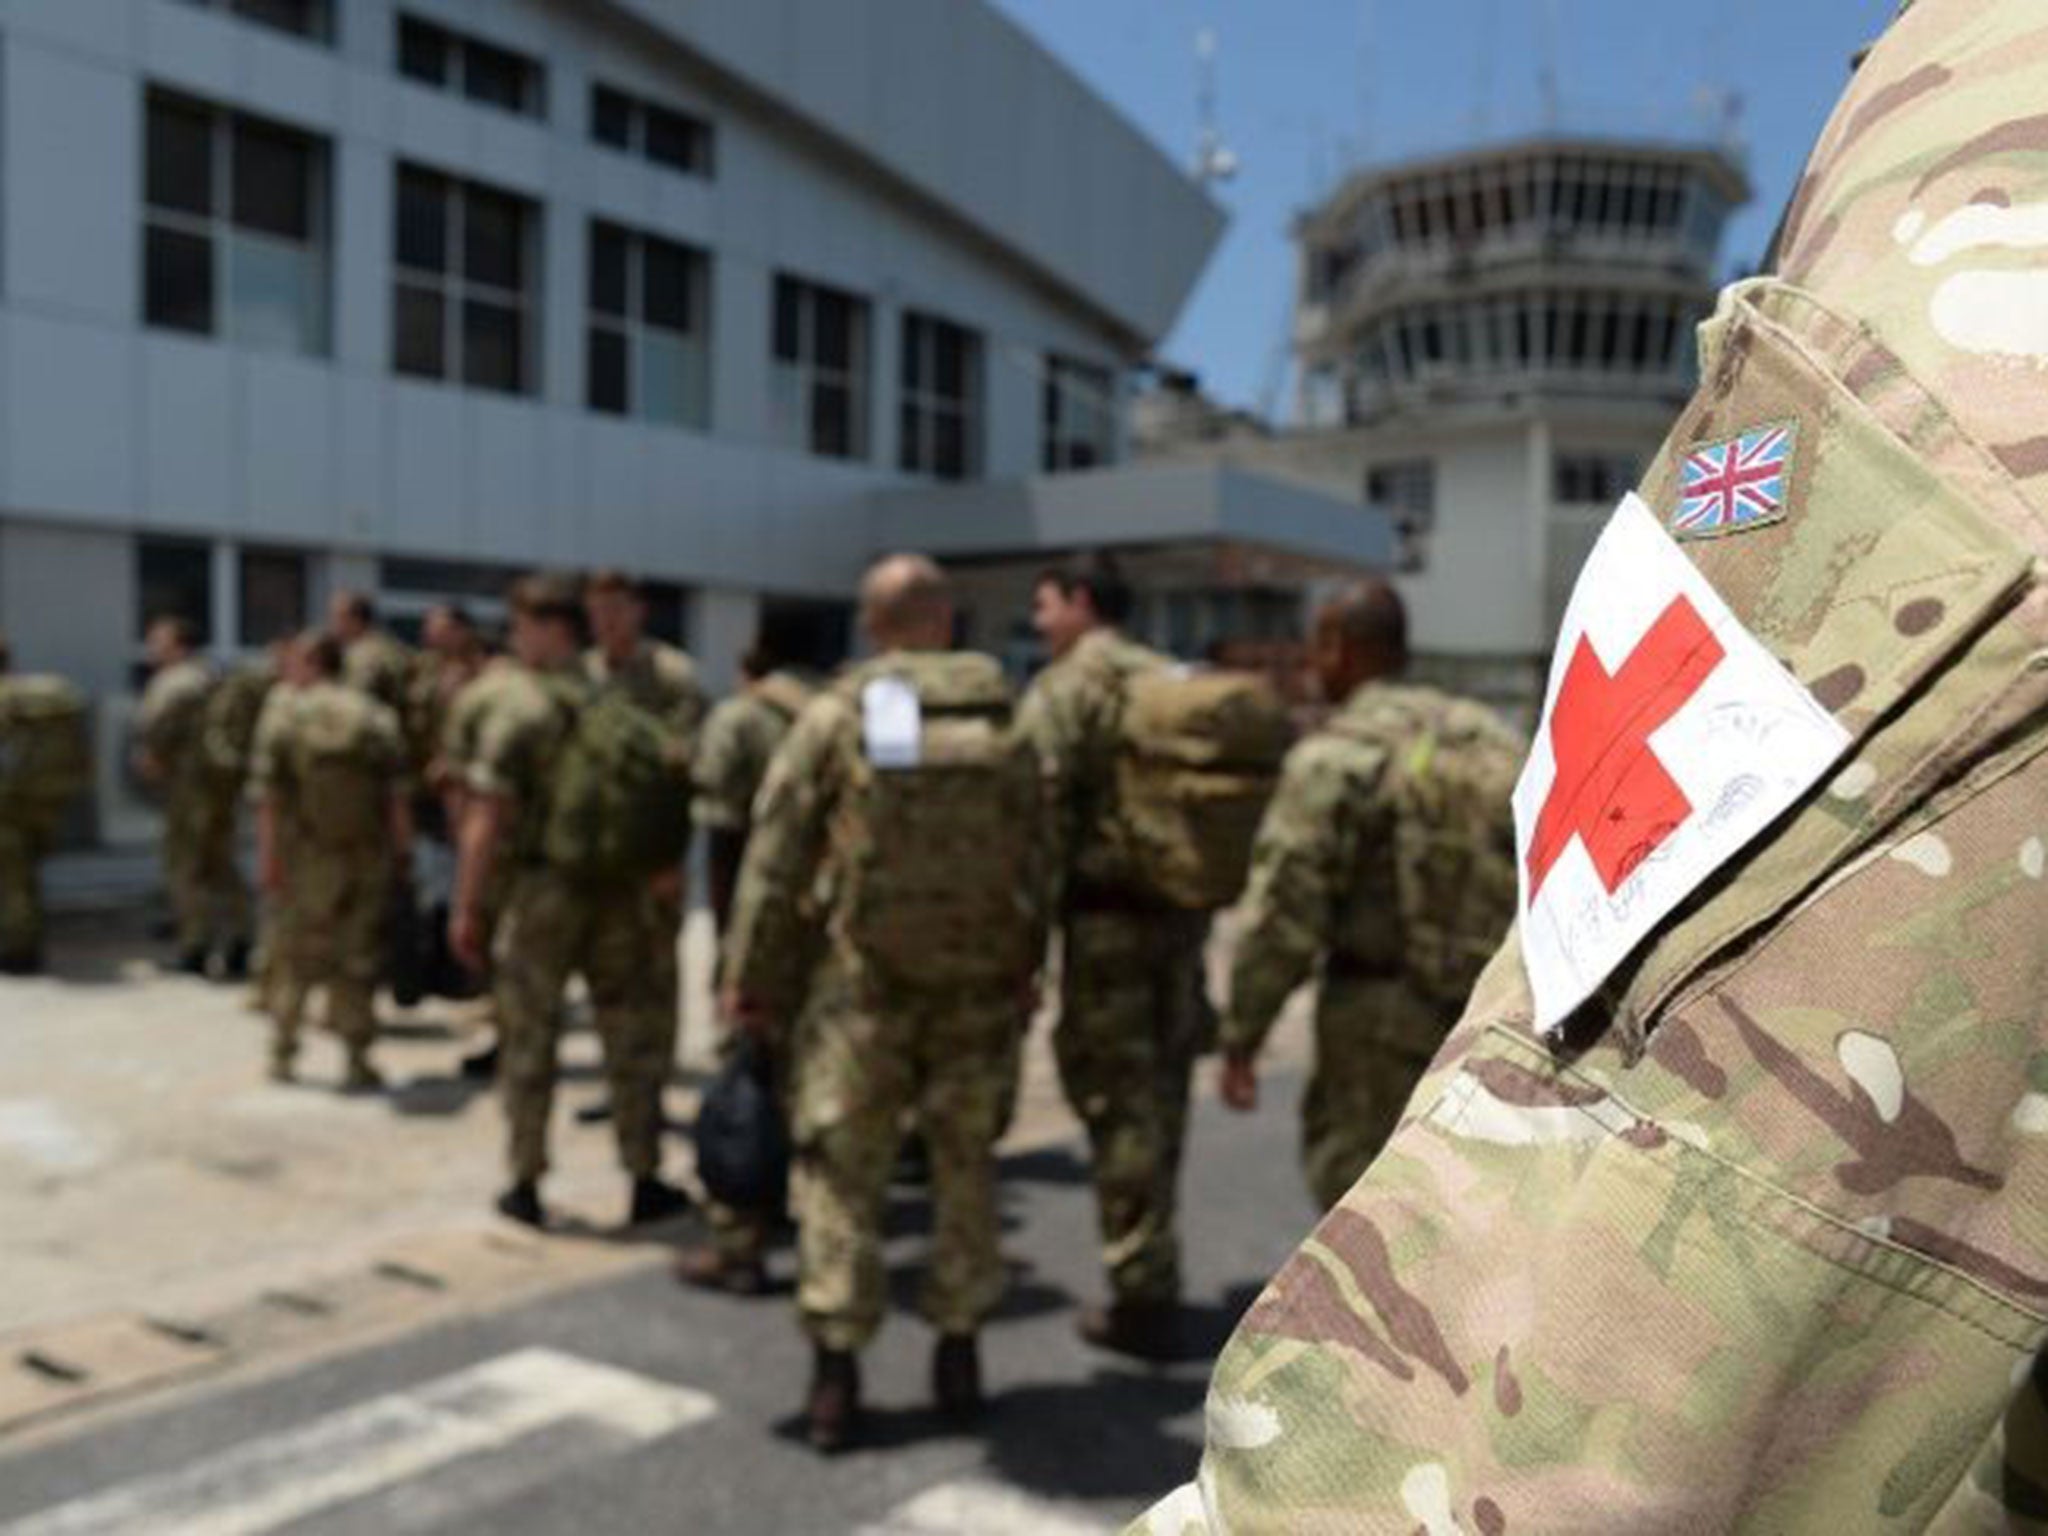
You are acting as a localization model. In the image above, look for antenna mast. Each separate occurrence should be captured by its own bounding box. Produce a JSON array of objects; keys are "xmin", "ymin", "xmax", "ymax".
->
[{"xmin": 1193, "ymin": 26, "xmax": 1239, "ymax": 189}]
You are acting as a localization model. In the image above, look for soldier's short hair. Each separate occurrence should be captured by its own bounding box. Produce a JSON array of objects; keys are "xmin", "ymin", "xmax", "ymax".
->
[
  {"xmin": 301, "ymin": 631, "xmax": 344, "ymax": 678},
  {"xmin": 509, "ymin": 573, "xmax": 584, "ymax": 627},
  {"xmin": 333, "ymin": 589, "xmax": 376, "ymax": 626},
  {"xmin": 861, "ymin": 553, "xmax": 952, "ymax": 637},
  {"xmin": 1318, "ymin": 578, "xmax": 1408, "ymax": 665},
  {"xmin": 149, "ymin": 614, "xmax": 200, "ymax": 650},
  {"xmin": 1036, "ymin": 552, "xmax": 1133, "ymax": 625},
  {"xmin": 583, "ymin": 568, "xmax": 643, "ymax": 603}
]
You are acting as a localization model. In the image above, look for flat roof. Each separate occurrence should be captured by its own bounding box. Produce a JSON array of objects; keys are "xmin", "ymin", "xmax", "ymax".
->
[
  {"xmin": 871, "ymin": 462, "xmax": 1391, "ymax": 577},
  {"xmin": 600, "ymin": 0, "xmax": 1227, "ymax": 350}
]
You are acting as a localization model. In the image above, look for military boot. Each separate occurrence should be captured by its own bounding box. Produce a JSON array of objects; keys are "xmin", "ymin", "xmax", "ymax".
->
[
  {"xmin": 672, "ymin": 1243, "xmax": 767, "ymax": 1296},
  {"xmin": 628, "ymin": 1176, "xmax": 692, "ymax": 1226},
  {"xmin": 1076, "ymin": 1300, "xmax": 1183, "ymax": 1362},
  {"xmin": 496, "ymin": 1180, "xmax": 546, "ymax": 1228},
  {"xmin": 342, "ymin": 1056, "xmax": 384, "ymax": 1094},
  {"xmin": 932, "ymin": 1333, "xmax": 983, "ymax": 1422},
  {"xmin": 805, "ymin": 1346, "xmax": 861, "ymax": 1453}
]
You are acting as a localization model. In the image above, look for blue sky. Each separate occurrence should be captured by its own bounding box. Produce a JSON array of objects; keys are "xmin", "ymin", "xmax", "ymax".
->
[{"xmin": 988, "ymin": 0, "xmax": 1898, "ymax": 415}]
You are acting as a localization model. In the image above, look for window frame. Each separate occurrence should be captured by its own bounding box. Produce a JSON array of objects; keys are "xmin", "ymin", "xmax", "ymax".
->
[
  {"xmin": 586, "ymin": 219, "xmax": 713, "ymax": 430},
  {"xmin": 395, "ymin": 12, "xmax": 545, "ymax": 120},
  {"xmin": 586, "ymin": 80, "xmax": 715, "ymax": 179},
  {"xmin": 391, "ymin": 162, "xmax": 538, "ymax": 395},
  {"xmin": 1041, "ymin": 354, "xmax": 1116, "ymax": 474},
  {"xmin": 142, "ymin": 86, "xmax": 331, "ymax": 355},
  {"xmin": 898, "ymin": 309, "xmax": 982, "ymax": 481},
  {"xmin": 770, "ymin": 273, "xmax": 871, "ymax": 462}
]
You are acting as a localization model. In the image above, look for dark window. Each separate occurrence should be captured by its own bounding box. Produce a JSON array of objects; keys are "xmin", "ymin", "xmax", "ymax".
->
[
  {"xmin": 175, "ymin": 0, "xmax": 333, "ymax": 43},
  {"xmin": 395, "ymin": 13, "xmax": 542, "ymax": 118},
  {"xmin": 591, "ymin": 84, "xmax": 633, "ymax": 149},
  {"xmin": 770, "ymin": 274, "xmax": 869, "ymax": 460},
  {"xmin": 239, "ymin": 546, "xmax": 307, "ymax": 646},
  {"xmin": 587, "ymin": 221, "xmax": 709, "ymax": 427},
  {"xmin": 1553, "ymin": 452, "xmax": 1639, "ymax": 506},
  {"xmin": 392, "ymin": 163, "xmax": 536, "ymax": 394},
  {"xmin": 640, "ymin": 582, "xmax": 689, "ymax": 647},
  {"xmin": 143, "ymin": 89, "xmax": 328, "ymax": 352},
  {"xmin": 1042, "ymin": 355, "xmax": 1115, "ymax": 473},
  {"xmin": 587, "ymin": 80, "xmax": 715, "ymax": 179},
  {"xmin": 1366, "ymin": 459, "xmax": 1436, "ymax": 574},
  {"xmin": 900, "ymin": 311, "xmax": 981, "ymax": 480},
  {"xmin": 137, "ymin": 538, "xmax": 215, "ymax": 645}
]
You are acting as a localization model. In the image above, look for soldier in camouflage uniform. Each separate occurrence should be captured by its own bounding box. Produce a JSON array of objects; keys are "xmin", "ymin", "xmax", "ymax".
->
[
  {"xmin": 1219, "ymin": 581, "xmax": 1523, "ymax": 1211},
  {"xmin": 328, "ymin": 590, "xmax": 414, "ymax": 716},
  {"xmin": 675, "ymin": 630, "xmax": 816, "ymax": 1295},
  {"xmin": 449, "ymin": 574, "xmax": 691, "ymax": 1229},
  {"xmin": 135, "ymin": 616, "xmax": 250, "ymax": 977},
  {"xmin": 1020, "ymin": 553, "xmax": 1211, "ymax": 1360},
  {"xmin": 0, "ymin": 632, "xmax": 86, "ymax": 975},
  {"xmin": 245, "ymin": 637, "xmax": 313, "ymax": 1016},
  {"xmin": 253, "ymin": 634, "xmax": 410, "ymax": 1089},
  {"xmin": 1136, "ymin": 2, "xmax": 2048, "ymax": 1529},
  {"xmin": 405, "ymin": 604, "xmax": 485, "ymax": 819},
  {"xmin": 725, "ymin": 555, "xmax": 1043, "ymax": 1451},
  {"xmin": 582, "ymin": 568, "xmax": 706, "ymax": 753}
]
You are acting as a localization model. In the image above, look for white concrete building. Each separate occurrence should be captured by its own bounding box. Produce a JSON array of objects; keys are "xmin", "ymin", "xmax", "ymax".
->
[
  {"xmin": 1143, "ymin": 136, "xmax": 1750, "ymax": 715},
  {"xmin": 0, "ymin": 0, "xmax": 1383, "ymax": 842}
]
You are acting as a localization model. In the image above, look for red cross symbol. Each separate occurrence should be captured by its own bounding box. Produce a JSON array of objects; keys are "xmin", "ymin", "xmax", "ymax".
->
[{"xmin": 1525, "ymin": 597, "xmax": 1726, "ymax": 901}]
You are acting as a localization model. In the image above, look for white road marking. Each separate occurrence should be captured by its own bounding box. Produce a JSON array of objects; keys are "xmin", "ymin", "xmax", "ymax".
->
[
  {"xmin": 855, "ymin": 1476, "xmax": 1112, "ymax": 1535},
  {"xmin": 2, "ymin": 1348, "xmax": 715, "ymax": 1536}
]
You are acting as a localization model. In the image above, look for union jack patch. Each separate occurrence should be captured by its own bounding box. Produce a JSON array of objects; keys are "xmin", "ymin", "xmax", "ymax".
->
[{"xmin": 1672, "ymin": 422, "xmax": 1796, "ymax": 539}]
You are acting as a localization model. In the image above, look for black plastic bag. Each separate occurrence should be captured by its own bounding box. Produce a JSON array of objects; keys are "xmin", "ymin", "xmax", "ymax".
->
[
  {"xmin": 694, "ymin": 1037, "xmax": 788, "ymax": 1213},
  {"xmin": 384, "ymin": 868, "xmax": 427, "ymax": 1008}
]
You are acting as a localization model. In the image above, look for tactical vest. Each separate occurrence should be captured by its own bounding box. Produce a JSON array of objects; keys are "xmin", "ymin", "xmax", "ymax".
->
[
  {"xmin": 541, "ymin": 687, "xmax": 692, "ymax": 882},
  {"xmin": 287, "ymin": 690, "xmax": 391, "ymax": 850},
  {"xmin": 0, "ymin": 675, "xmax": 89, "ymax": 838},
  {"xmin": 826, "ymin": 653, "xmax": 1040, "ymax": 992}
]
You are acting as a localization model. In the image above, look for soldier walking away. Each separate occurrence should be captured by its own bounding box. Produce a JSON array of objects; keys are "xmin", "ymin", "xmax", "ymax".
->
[
  {"xmin": 327, "ymin": 589, "xmax": 414, "ymax": 716},
  {"xmin": 0, "ymin": 632, "xmax": 89, "ymax": 975},
  {"xmin": 449, "ymin": 574, "xmax": 692, "ymax": 1230},
  {"xmin": 1218, "ymin": 581, "xmax": 1523, "ymax": 1209},
  {"xmin": 576, "ymin": 570, "xmax": 704, "ymax": 1125},
  {"xmin": 1021, "ymin": 554, "xmax": 1287, "ymax": 1361},
  {"xmin": 253, "ymin": 633, "xmax": 411, "ymax": 1090},
  {"xmin": 723, "ymin": 555, "xmax": 1044, "ymax": 1452},
  {"xmin": 675, "ymin": 623, "xmax": 816, "ymax": 1295},
  {"xmin": 1132, "ymin": 1, "xmax": 2048, "ymax": 1528},
  {"xmin": 439, "ymin": 643, "xmax": 519, "ymax": 1079},
  {"xmin": 135, "ymin": 616, "xmax": 251, "ymax": 978}
]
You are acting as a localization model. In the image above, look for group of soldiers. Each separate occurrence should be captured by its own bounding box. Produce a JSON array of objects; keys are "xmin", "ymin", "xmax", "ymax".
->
[{"xmin": 0, "ymin": 544, "xmax": 1522, "ymax": 1459}]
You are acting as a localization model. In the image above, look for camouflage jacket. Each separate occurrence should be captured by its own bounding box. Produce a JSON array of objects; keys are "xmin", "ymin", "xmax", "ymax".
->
[
  {"xmin": 1017, "ymin": 626, "xmax": 1167, "ymax": 906},
  {"xmin": 691, "ymin": 671, "xmax": 813, "ymax": 833},
  {"xmin": 725, "ymin": 650, "xmax": 1043, "ymax": 1015},
  {"xmin": 198, "ymin": 662, "xmax": 275, "ymax": 788},
  {"xmin": 342, "ymin": 629, "xmax": 414, "ymax": 716},
  {"xmin": 251, "ymin": 681, "xmax": 405, "ymax": 851},
  {"xmin": 465, "ymin": 661, "xmax": 586, "ymax": 865},
  {"xmin": 136, "ymin": 657, "xmax": 215, "ymax": 797},
  {"xmin": 1139, "ymin": 3, "xmax": 2048, "ymax": 1530},
  {"xmin": 584, "ymin": 640, "xmax": 706, "ymax": 759},
  {"xmin": 1222, "ymin": 682, "xmax": 1519, "ymax": 1063}
]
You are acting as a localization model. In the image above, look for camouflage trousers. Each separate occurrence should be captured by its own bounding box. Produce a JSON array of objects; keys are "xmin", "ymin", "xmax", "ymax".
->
[
  {"xmin": 273, "ymin": 848, "xmax": 389, "ymax": 1069},
  {"xmin": 0, "ymin": 822, "xmax": 47, "ymax": 965},
  {"xmin": 1054, "ymin": 908, "xmax": 1212, "ymax": 1307},
  {"xmin": 1302, "ymin": 974, "xmax": 1452, "ymax": 1212},
  {"xmin": 163, "ymin": 788, "xmax": 249, "ymax": 952},
  {"xmin": 493, "ymin": 867, "xmax": 679, "ymax": 1182},
  {"xmin": 792, "ymin": 958, "xmax": 1024, "ymax": 1352}
]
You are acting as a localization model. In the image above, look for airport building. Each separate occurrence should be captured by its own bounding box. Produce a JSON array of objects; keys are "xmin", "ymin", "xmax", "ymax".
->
[
  {"xmin": 0, "ymin": 0, "xmax": 1383, "ymax": 842},
  {"xmin": 1142, "ymin": 134, "xmax": 1750, "ymax": 714}
]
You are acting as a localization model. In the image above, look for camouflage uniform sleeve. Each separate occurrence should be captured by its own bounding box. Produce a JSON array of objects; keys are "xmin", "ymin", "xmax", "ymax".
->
[
  {"xmin": 247, "ymin": 693, "xmax": 289, "ymax": 803},
  {"xmin": 669, "ymin": 652, "xmax": 708, "ymax": 745},
  {"xmin": 1221, "ymin": 737, "xmax": 1379, "ymax": 1060},
  {"xmin": 723, "ymin": 697, "xmax": 843, "ymax": 1013},
  {"xmin": 466, "ymin": 687, "xmax": 542, "ymax": 807},
  {"xmin": 690, "ymin": 697, "xmax": 751, "ymax": 832},
  {"xmin": 1016, "ymin": 663, "xmax": 1093, "ymax": 910}
]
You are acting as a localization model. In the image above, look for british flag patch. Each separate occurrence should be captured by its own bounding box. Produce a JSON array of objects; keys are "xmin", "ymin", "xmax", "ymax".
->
[{"xmin": 1672, "ymin": 423, "xmax": 1796, "ymax": 538}]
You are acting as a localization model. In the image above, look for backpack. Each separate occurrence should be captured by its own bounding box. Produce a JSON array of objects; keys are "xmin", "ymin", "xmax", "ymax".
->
[
  {"xmin": 288, "ymin": 694, "xmax": 393, "ymax": 850},
  {"xmin": 1114, "ymin": 667, "xmax": 1293, "ymax": 910},
  {"xmin": 830, "ymin": 656, "xmax": 1041, "ymax": 992},
  {"xmin": 0, "ymin": 676, "xmax": 89, "ymax": 839},
  {"xmin": 200, "ymin": 665, "xmax": 272, "ymax": 789},
  {"xmin": 1334, "ymin": 693, "xmax": 1523, "ymax": 1012},
  {"xmin": 542, "ymin": 689, "xmax": 692, "ymax": 882}
]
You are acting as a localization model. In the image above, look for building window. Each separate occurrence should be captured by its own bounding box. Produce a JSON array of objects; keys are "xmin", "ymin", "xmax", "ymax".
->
[
  {"xmin": 170, "ymin": 0, "xmax": 334, "ymax": 43},
  {"xmin": 899, "ymin": 312, "xmax": 981, "ymax": 481},
  {"xmin": 396, "ymin": 14, "xmax": 544, "ymax": 119},
  {"xmin": 143, "ymin": 89, "xmax": 329, "ymax": 353},
  {"xmin": 392, "ymin": 164, "xmax": 537, "ymax": 395},
  {"xmin": 1367, "ymin": 459, "xmax": 1436, "ymax": 574},
  {"xmin": 1554, "ymin": 452, "xmax": 1639, "ymax": 507},
  {"xmin": 1042, "ymin": 356, "xmax": 1116, "ymax": 472},
  {"xmin": 589, "ymin": 83, "xmax": 715, "ymax": 178},
  {"xmin": 770, "ymin": 275, "xmax": 869, "ymax": 461},
  {"xmin": 587, "ymin": 221, "xmax": 711, "ymax": 428},
  {"xmin": 238, "ymin": 546, "xmax": 307, "ymax": 647},
  {"xmin": 137, "ymin": 537, "xmax": 215, "ymax": 646}
]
